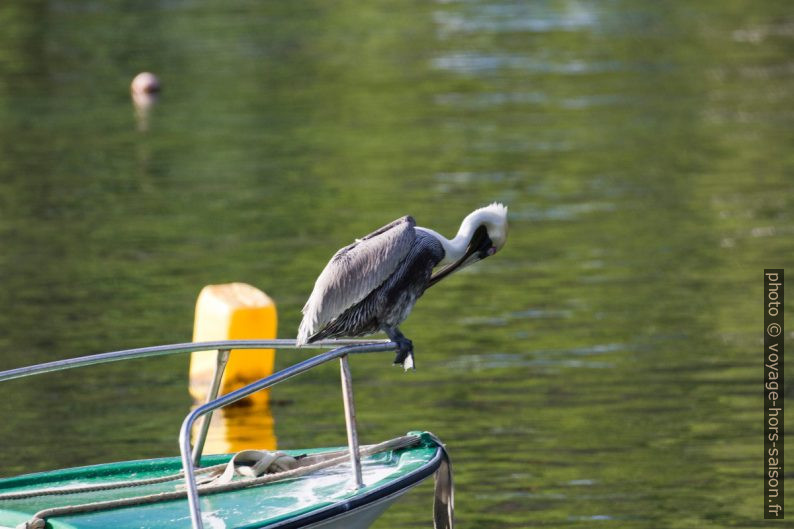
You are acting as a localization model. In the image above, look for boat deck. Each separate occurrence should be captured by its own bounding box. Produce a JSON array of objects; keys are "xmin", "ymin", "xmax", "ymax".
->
[{"xmin": 0, "ymin": 433, "xmax": 442, "ymax": 529}]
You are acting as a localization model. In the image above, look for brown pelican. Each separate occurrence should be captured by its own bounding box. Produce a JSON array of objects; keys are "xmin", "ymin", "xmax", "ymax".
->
[{"xmin": 297, "ymin": 203, "xmax": 508, "ymax": 369}]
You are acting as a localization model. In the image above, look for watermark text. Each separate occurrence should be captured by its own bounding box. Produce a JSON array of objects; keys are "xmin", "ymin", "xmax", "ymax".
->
[{"xmin": 765, "ymin": 269, "xmax": 784, "ymax": 519}]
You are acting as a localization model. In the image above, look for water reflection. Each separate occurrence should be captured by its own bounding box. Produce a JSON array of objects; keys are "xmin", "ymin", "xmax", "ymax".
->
[
  {"xmin": 192, "ymin": 403, "xmax": 277, "ymax": 455},
  {"xmin": 433, "ymin": 3, "xmax": 598, "ymax": 36},
  {"xmin": 132, "ymin": 90, "xmax": 158, "ymax": 132},
  {"xmin": 432, "ymin": 52, "xmax": 622, "ymax": 75}
]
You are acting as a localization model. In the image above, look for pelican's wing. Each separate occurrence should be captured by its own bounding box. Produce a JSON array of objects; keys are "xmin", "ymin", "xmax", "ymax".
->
[{"xmin": 297, "ymin": 216, "xmax": 416, "ymax": 344}]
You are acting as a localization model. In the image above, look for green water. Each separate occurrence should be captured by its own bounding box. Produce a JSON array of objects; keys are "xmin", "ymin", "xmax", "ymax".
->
[{"xmin": 0, "ymin": 1, "xmax": 792, "ymax": 527}]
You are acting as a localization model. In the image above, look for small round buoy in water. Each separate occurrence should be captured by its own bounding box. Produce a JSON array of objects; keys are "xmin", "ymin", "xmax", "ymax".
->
[
  {"xmin": 131, "ymin": 72, "xmax": 160, "ymax": 131},
  {"xmin": 131, "ymin": 72, "xmax": 161, "ymax": 95}
]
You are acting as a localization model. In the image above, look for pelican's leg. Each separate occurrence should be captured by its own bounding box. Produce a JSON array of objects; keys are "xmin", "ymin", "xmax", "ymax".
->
[{"xmin": 386, "ymin": 327, "xmax": 415, "ymax": 371}]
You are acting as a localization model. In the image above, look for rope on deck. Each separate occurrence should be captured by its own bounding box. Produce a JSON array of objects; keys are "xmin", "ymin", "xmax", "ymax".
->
[
  {"xmin": 14, "ymin": 435, "xmax": 420, "ymax": 529},
  {"xmin": 0, "ymin": 465, "xmax": 226, "ymax": 501}
]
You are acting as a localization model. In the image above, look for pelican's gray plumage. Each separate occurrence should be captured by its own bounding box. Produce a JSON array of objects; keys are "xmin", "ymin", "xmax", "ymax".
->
[{"xmin": 297, "ymin": 203, "xmax": 508, "ymax": 369}]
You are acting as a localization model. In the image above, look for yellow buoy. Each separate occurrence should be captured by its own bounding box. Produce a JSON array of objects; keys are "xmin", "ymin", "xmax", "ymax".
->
[{"xmin": 190, "ymin": 283, "xmax": 277, "ymax": 406}]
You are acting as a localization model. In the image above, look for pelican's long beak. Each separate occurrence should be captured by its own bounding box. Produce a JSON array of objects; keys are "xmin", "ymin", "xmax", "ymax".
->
[{"xmin": 428, "ymin": 225, "xmax": 493, "ymax": 287}]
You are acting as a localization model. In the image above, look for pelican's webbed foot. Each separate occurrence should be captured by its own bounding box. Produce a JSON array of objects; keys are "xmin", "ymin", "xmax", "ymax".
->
[{"xmin": 386, "ymin": 327, "xmax": 415, "ymax": 371}]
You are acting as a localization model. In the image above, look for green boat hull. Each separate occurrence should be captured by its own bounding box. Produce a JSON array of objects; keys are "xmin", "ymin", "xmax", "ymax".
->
[{"xmin": 0, "ymin": 433, "xmax": 443, "ymax": 529}]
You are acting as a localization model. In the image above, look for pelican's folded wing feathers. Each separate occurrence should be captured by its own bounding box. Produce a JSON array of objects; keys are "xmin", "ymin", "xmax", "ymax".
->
[{"xmin": 297, "ymin": 216, "xmax": 416, "ymax": 344}]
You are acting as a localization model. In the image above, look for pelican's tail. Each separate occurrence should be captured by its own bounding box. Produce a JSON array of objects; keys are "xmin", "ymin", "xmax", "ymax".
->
[{"xmin": 296, "ymin": 319, "xmax": 311, "ymax": 347}]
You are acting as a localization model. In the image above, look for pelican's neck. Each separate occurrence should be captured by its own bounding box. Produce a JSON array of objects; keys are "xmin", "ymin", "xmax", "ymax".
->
[
  {"xmin": 416, "ymin": 226, "xmax": 472, "ymax": 265},
  {"xmin": 417, "ymin": 203, "xmax": 507, "ymax": 267}
]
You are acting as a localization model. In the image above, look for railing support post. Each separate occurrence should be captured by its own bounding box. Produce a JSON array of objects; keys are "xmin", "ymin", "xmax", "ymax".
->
[
  {"xmin": 192, "ymin": 348, "xmax": 231, "ymax": 466},
  {"xmin": 177, "ymin": 342, "xmax": 395, "ymax": 529},
  {"xmin": 339, "ymin": 354, "xmax": 364, "ymax": 490}
]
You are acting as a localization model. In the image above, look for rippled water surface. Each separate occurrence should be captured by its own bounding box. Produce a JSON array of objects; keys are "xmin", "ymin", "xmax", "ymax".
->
[{"xmin": 0, "ymin": 1, "xmax": 792, "ymax": 527}]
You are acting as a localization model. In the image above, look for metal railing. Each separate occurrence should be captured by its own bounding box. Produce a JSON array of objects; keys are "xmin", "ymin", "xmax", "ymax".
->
[{"xmin": 0, "ymin": 338, "xmax": 398, "ymax": 529}]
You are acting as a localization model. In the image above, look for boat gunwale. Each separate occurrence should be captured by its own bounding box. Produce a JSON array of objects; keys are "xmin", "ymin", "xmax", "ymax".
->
[{"xmin": 262, "ymin": 442, "xmax": 444, "ymax": 529}]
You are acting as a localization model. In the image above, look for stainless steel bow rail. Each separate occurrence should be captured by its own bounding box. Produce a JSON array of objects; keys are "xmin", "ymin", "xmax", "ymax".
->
[{"xmin": 0, "ymin": 338, "xmax": 399, "ymax": 529}]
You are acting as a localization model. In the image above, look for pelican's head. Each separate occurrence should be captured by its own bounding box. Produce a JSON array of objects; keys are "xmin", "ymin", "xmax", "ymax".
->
[{"xmin": 428, "ymin": 202, "xmax": 508, "ymax": 286}]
